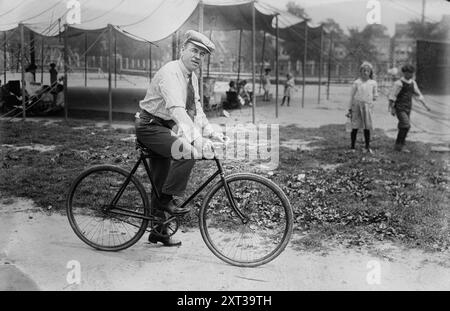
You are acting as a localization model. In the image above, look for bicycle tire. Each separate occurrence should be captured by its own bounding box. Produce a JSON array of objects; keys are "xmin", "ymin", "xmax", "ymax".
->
[
  {"xmin": 66, "ymin": 165, "xmax": 150, "ymax": 251},
  {"xmin": 199, "ymin": 173, "xmax": 293, "ymax": 267}
]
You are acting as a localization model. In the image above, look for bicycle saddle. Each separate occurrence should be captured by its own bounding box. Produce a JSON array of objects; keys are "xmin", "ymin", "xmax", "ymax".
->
[{"xmin": 135, "ymin": 139, "xmax": 167, "ymax": 159}]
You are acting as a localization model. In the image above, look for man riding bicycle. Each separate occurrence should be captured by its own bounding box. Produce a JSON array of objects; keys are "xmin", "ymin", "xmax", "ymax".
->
[{"xmin": 135, "ymin": 30, "xmax": 227, "ymax": 247}]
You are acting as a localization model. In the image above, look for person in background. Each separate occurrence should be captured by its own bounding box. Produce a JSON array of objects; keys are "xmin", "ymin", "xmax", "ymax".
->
[
  {"xmin": 262, "ymin": 68, "xmax": 271, "ymax": 101},
  {"xmin": 49, "ymin": 63, "xmax": 58, "ymax": 87},
  {"xmin": 388, "ymin": 64, "xmax": 431, "ymax": 153},
  {"xmin": 347, "ymin": 61, "xmax": 378, "ymax": 154},
  {"xmin": 238, "ymin": 80, "xmax": 252, "ymax": 106},
  {"xmin": 49, "ymin": 63, "xmax": 59, "ymax": 106},
  {"xmin": 281, "ymin": 73, "xmax": 295, "ymax": 107},
  {"xmin": 228, "ymin": 80, "xmax": 237, "ymax": 92}
]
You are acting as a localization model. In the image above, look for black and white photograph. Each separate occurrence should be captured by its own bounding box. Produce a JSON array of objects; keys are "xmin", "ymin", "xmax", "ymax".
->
[{"xmin": 0, "ymin": 0, "xmax": 449, "ymax": 295}]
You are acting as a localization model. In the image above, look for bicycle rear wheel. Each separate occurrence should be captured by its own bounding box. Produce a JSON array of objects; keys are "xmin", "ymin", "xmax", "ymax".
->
[
  {"xmin": 66, "ymin": 165, "xmax": 150, "ymax": 251},
  {"xmin": 199, "ymin": 173, "xmax": 293, "ymax": 267}
]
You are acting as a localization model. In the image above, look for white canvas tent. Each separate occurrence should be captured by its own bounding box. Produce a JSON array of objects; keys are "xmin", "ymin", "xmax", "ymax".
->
[{"xmin": 1, "ymin": 0, "xmax": 325, "ymax": 123}]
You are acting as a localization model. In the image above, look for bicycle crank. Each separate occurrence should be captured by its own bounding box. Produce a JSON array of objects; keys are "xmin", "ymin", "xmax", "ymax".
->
[{"xmin": 150, "ymin": 215, "xmax": 179, "ymax": 238}]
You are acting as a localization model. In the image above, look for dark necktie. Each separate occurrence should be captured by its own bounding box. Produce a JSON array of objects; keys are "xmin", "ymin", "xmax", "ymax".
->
[{"xmin": 186, "ymin": 74, "xmax": 196, "ymax": 121}]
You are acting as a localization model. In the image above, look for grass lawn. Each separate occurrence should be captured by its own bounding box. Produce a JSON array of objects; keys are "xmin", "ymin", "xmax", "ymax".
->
[{"xmin": 0, "ymin": 118, "xmax": 448, "ymax": 252}]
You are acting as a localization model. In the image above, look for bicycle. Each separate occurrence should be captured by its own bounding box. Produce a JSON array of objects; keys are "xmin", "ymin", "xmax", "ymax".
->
[{"xmin": 66, "ymin": 140, "xmax": 293, "ymax": 267}]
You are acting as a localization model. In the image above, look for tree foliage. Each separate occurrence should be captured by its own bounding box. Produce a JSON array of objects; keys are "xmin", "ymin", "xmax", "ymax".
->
[
  {"xmin": 345, "ymin": 24, "xmax": 388, "ymax": 64},
  {"xmin": 286, "ymin": 1, "xmax": 309, "ymax": 19},
  {"xmin": 322, "ymin": 18, "xmax": 345, "ymax": 42},
  {"xmin": 407, "ymin": 19, "xmax": 448, "ymax": 41},
  {"xmin": 281, "ymin": 2, "xmax": 317, "ymax": 63}
]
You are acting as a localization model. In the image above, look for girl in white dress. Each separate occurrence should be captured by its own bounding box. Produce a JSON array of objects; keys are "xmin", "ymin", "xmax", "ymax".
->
[{"xmin": 347, "ymin": 61, "xmax": 378, "ymax": 153}]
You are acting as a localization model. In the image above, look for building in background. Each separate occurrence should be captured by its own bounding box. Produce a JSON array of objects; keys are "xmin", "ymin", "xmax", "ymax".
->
[{"xmin": 392, "ymin": 23, "xmax": 415, "ymax": 66}]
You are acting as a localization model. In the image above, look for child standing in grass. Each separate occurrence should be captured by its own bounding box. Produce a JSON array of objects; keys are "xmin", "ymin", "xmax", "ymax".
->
[
  {"xmin": 281, "ymin": 73, "xmax": 295, "ymax": 106},
  {"xmin": 347, "ymin": 61, "xmax": 378, "ymax": 153},
  {"xmin": 388, "ymin": 64, "xmax": 431, "ymax": 153}
]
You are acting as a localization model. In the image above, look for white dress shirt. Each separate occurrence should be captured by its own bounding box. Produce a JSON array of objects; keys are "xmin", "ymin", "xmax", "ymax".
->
[
  {"xmin": 139, "ymin": 60, "xmax": 214, "ymax": 143},
  {"xmin": 388, "ymin": 77, "xmax": 424, "ymax": 102},
  {"xmin": 349, "ymin": 78, "xmax": 378, "ymax": 109}
]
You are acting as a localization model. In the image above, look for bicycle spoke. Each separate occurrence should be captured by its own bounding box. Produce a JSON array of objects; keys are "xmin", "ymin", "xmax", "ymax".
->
[
  {"xmin": 200, "ymin": 174, "xmax": 293, "ymax": 267},
  {"xmin": 67, "ymin": 166, "xmax": 149, "ymax": 251}
]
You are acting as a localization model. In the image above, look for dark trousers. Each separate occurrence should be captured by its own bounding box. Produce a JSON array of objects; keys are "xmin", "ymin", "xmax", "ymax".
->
[
  {"xmin": 135, "ymin": 112, "xmax": 196, "ymax": 198},
  {"xmin": 396, "ymin": 109, "xmax": 411, "ymax": 130},
  {"xmin": 395, "ymin": 109, "xmax": 411, "ymax": 146}
]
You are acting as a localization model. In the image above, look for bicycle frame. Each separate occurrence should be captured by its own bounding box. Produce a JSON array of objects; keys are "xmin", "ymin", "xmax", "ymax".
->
[{"xmin": 108, "ymin": 152, "xmax": 248, "ymax": 223}]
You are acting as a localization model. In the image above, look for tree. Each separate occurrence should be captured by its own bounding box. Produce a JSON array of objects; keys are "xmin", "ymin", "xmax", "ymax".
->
[
  {"xmin": 361, "ymin": 24, "xmax": 388, "ymax": 38},
  {"xmin": 407, "ymin": 19, "xmax": 448, "ymax": 41},
  {"xmin": 321, "ymin": 18, "xmax": 345, "ymax": 42},
  {"xmin": 344, "ymin": 24, "xmax": 389, "ymax": 64},
  {"xmin": 345, "ymin": 27, "xmax": 378, "ymax": 65},
  {"xmin": 286, "ymin": 1, "xmax": 309, "ymax": 19},
  {"xmin": 281, "ymin": 2, "xmax": 311, "ymax": 64}
]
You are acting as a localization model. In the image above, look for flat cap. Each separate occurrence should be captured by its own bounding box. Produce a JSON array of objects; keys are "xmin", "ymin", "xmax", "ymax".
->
[{"xmin": 183, "ymin": 30, "xmax": 215, "ymax": 54}]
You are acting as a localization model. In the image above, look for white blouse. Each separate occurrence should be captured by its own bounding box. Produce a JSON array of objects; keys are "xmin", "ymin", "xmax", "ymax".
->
[{"xmin": 349, "ymin": 78, "xmax": 378, "ymax": 108}]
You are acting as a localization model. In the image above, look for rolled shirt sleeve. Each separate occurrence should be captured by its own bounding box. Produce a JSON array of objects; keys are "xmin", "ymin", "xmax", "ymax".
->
[
  {"xmin": 194, "ymin": 102, "xmax": 214, "ymax": 137},
  {"xmin": 170, "ymin": 107, "xmax": 203, "ymax": 143}
]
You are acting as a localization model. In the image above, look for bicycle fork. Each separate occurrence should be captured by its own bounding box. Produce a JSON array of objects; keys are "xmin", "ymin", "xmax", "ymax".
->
[{"xmin": 214, "ymin": 159, "xmax": 249, "ymax": 224}]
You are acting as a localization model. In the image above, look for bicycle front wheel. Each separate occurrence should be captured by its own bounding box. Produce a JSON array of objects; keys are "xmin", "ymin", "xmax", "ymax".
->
[
  {"xmin": 66, "ymin": 165, "xmax": 150, "ymax": 251},
  {"xmin": 199, "ymin": 173, "xmax": 293, "ymax": 267}
]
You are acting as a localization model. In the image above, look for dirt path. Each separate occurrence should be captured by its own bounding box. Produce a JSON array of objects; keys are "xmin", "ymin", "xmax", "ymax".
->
[
  {"xmin": 1, "ymin": 198, "xmax": 449, "ymax": 291},
  {"xmin": 209, "ymin": 88, "xmax": 450, "ymax": 146}
]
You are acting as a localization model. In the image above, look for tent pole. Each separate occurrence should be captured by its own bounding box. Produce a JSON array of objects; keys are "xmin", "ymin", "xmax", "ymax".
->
[
  {"xmin": 63, "ymin": 24, "xmax": 68, "ymax": 121},
  {"xmin": 149, "ymin": 43, "xmax": 152, "ymax": 81},
  {"xmin": 40, "ymin": 36, "xmax": 44, "ymax": 84},
  {"xmin": 172, "ymin": 33, "xmax": 177, "ymax": 61},
  {"xmin": 318, "ymin": 25, "xmax": 323, "ymax": 105},
  {"xmin": 237, "ymin": 29, "xmax": 242, "ymax": 84},
  {"xmin": 302, "ymin": 21, "xmax": 308, "ymax": 109},
  {"xmin": 327, "ymin": 31, "xmax": 333, "ymax": 100},
  {"xmin": 251, "ymin": 0, "xmax": 256, "ymax": 124},
  {"xmin": 29, "ymin": 31, "xmax": 35, "ymax": 73},
  {"xmin": 114, "ymin": 29, "xmax": 117, "ymax": 88},
  {"xmin": 108, "ymin": 24, "xmax": 113, "ymax": 127},
  {"xmin": 275, "ymin": 14, "xmax": 279, "ymax": 118},
  {"xmin": 199, "ymin": 0, "xmax": 204, "ymax": 107},
  {"xmin": 259, "ymin": 31, "xmax": 266, "ymax": 95},
  {"xmin": 4, "ymin": 32, "xmax": 7, "ymax": 84},
  {"xmin": 84, "ymin": 32, "xmax": 87, "ymax": 87},
  {"xmin": 207, "ymin": 29, "xmax": 212, "ymax": 78},
  {"xmin": 20, "ymin": 23, "xmax": 26, "ymax": 120}
]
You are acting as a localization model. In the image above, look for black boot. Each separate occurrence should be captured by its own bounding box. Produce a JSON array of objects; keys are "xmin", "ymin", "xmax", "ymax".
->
[
  {"xmin": 350, "ymin": 129, "xmax": 358, "ymax": 150},
  {"xmin": 149, "ymin": 193, "xmax": 182, "ymax": 247},
  {"xmin": 364, "ymin": 129, "xmax": 372, "ymax": 153},
  {"xmin": 148, "ymin": 212, "xmax": 182, "ymax": 247},
  {"xmin": 148, "ymin": 230, "xmax": 182, "ymax": 247},
  {"xmin": 399, "ymin": 128, "xmax": 410, "ymax": 152},
  {"xmin": 400, "ymin": 128, "xmax": 409, "ymax": 145},
  {"xmin": 394, "ymin": 128, "xmax": 409, "ymax": 151}
]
